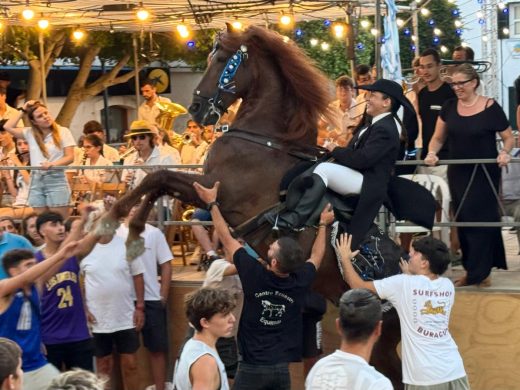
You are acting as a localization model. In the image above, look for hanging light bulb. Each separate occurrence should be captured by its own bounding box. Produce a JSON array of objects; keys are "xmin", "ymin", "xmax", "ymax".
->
[
  {"xmin": 420, "ymin": 8, "xmax": 431, "ymax": 17},
  {"xmin": 370, "ymin": 28, "xmax": 379, "ymax": 36},
  {"xmin": 320, "ymin": 42, "xmax": 330, "ymax": 51},
  {"xmin": 176, "ymin": 23, "xmax": 190, "ymax": 39},
  {"xmin": 454, "ymin": 20, "xmax": 462, "ymax": 28},
  {"xmin": 72, "ymin": 27, "xmax": 85, "ymax": 41},
  {"xmin": 22, "ymin": 3, "xmax": 35, "ymax": 21},
  {"xmin": 440, "ymin": 45, "xmax": 448, "ymax": 53},
  {"xmin": 309, "ymin": 38, "xmax": 318, "ymax": 46},
  {"xmin": 396, "ymin": 18, "xmax": 404, "ymax": 27},
  {"xmin": 136, "ymin": 2, "xmax": 150, "ymax": 21},
  {"xmin": 360, "ymin": 20, "xmax": 370, "ymax": 29},
  {"xmin": 433, "ymin": 28, "xmax": 442, "ymax": 35},
  {"xmin": 411, "ymin": 35, "xmax": 418, "ymax": 42},
  {"xmin": 231, "ymin": 18, "xmax": 243, "ymax": 30},
  {"xmin": 279, "ymin": 12, "xmax": 293, "ymax": 27},
  {"xmin": 38, "ymin": 19, "xmax": 49, "ymax": 30},
  {"xmin": 333, "ymin": 23, "xmax": 345, "ymax": 39}
]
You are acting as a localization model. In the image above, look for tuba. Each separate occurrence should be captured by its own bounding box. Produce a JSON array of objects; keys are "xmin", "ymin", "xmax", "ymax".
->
[{"xmin": 155, "ymin": 101, "xmax": 188, "ymax": 131}]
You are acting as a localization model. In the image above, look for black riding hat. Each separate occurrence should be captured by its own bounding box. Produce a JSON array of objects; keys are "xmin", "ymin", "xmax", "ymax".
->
[{"xmin": 356, "ymin": 78, "xmax": 415, "ymax": 115}]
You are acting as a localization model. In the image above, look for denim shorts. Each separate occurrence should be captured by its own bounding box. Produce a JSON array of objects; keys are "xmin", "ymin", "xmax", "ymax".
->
[{"xmin": 28, "ymin": 170, "xmax": 71, "ymax": 208}]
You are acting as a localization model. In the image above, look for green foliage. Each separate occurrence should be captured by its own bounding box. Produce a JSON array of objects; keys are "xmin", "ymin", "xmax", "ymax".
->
[{"xmin": 398, "ymin": 0, "xmax": 462, "ymax": 69}]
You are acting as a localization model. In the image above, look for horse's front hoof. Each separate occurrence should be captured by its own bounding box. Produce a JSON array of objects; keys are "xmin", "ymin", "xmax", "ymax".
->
[
  {"xmin": 126, "ymin": 237, "xmax": 145, "ymax": 260},
  {"xmin": 94, "ymin": 217, "xmax": 120, "ymax": 237}
]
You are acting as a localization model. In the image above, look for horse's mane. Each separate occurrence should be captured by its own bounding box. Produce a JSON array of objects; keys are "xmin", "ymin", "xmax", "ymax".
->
[{"xmin": 219, "ymin": 26, "xmax": 336, "ymax": 143}]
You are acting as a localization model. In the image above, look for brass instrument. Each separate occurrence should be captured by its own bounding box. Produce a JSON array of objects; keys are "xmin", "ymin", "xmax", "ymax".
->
[
  {"xmin": 170, "ymin": 132, "xmax": 193, "ymax": 150},
  {"xmin": 155, "ymin": 101, "xmax": 188, "ymax": 131},
  {"xmin": 181, "ymin": 206, "xmax": 195, "ymax": 221}
]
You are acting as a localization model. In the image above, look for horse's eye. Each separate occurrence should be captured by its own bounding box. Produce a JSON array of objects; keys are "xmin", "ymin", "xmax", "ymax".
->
[{"xmin": 215, "ymin": 55, "xmax": 227, "ymax": 63}]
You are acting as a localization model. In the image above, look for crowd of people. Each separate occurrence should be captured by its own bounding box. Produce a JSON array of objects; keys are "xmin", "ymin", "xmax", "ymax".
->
[{"xmin": 0, "ymin": 42, "xmax": 519, "ymax": 390}]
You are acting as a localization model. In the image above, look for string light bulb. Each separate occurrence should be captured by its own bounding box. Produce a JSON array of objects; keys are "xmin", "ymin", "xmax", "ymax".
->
[
  {"xmin": 420, "ymin": 8, "xmax": 431, "ymax": 17},
  {"xmin": 231, "ymin": 19, "xmax": 243, "ymax": 30},
  {"xmin": 360, "ymin": 20, "xmax": 370, "ymax": 29},
  {"xmin": 310, "ymin": 38, "xmax": 318, "ymax": 46},
  {"xmin": 440, "ymin": 45, "xmax": 448, "ymax": 53},
  {"xmin": 454, "ymin": 20, "xmax": 462, "ymax": 27},
  {"xmin": 176, "ymin": 23, "xmax": 190, "ymax": 39},
  {"xmin": 433, "ymin": 28, "xmax": 442, "ymax": 35},
  {"xmin": 38, "ymin": 19, "xmax": 49, "ymax": 30},
  {"xmin": 22, "ymin": 5, "xmax": 35, "ymax": 21},
  {"xmin": 72, "ymin": 27, "xmax": 85, "ymax": 41},
  {"xmin": 370, "ymin": 28, "xmax": 379, "ymax": 36},
  {"xmin": 333, "ymin": 23, "xmax": 345, "ymax": 39},
  {"xmin": 136, "ymin": 2, "xmax": 150, "ymax": 21},
  {"xmin": 279, "ymin": 12, "xmax": 293, "ymax": 27},
  {"xmin": 396, "ymin": 18, "xmax": 404, "ymax": 27},
  {"xmin": 320, "ymin": 42, "xmax": 330, "ymax": 51}
]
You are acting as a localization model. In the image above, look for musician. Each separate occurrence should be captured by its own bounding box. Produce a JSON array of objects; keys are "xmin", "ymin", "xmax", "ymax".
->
[
  {"xmin": 78, "ymin": 134, "xmax": 114, "ymax": 184},
  {"xmin": 318, "ymin": 76, "xmax": 358, "ymax": 147},
  {"xmin": 138, "ymin": 79, "xmax": 171, "ymax": 126},
  {"xmin": 180, "ymin": 120, "xmax": 209, "ymax": 165},
  {"xmin": 82, "ymin": 120, "xmax": 120, "ymax": 162},
  {"xmin": 122, "ymin": 121, "xmax": 178, "ymax": 190}
]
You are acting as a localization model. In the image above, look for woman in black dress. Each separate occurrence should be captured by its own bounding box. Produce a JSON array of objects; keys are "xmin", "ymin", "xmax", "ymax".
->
[{"xmin": 425, "ymin": 64, "xmax": 514, "ymax": 286}]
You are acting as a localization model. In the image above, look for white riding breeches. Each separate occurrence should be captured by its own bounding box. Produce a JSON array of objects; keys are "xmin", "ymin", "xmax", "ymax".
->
[{"xmin": 313, "ymin": 162, "xmax": 364, "ymax": 195}]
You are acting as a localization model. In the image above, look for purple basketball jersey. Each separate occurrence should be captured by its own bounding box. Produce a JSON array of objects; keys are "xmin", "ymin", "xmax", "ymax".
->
[{"xmin": 36, "ymin": 251, "xmax": 90, "ymax": 345}]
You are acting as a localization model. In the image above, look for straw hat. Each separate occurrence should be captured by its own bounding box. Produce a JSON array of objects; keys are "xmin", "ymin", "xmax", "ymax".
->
[{"xmin": 124, "ymin": 120, "xmax": 158, "ymax": 138}]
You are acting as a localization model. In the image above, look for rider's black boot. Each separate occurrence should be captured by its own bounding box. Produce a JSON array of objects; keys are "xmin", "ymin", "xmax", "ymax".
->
[{"xmin": 266, "ymin": 174, "xmax": 327, "ymax": 230}]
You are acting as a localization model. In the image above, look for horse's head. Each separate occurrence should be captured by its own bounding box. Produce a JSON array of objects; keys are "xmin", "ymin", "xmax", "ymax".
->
[{"xmin": 189, "ymin": 25, "xmax": 251, "ymax": 125}]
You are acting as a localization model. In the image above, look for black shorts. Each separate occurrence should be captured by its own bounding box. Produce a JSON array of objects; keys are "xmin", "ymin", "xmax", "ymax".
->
[
  {"xmin": 302, "ymin": 314, "xmax": 323, "ymax": 359},
  {"xmin": 142, "ymin": 300, "xmax": 168, "ymax": 352},
  {"xmin": 93, "ymin": 329, "xmax": 140, "ymax": 357}
]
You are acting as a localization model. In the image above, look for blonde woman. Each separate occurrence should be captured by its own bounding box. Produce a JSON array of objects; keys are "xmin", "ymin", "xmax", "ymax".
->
[
  {"xmin": 4, "ymin": 100, "xmax": 75, "ymax": 218},
  {"xmin": 426, "ymin": 63, "xmax": 514, "ymax": 287}
]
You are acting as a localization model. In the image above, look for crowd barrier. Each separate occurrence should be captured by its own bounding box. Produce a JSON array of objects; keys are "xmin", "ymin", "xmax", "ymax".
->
[{"xmin": 1, "ymin": 158, "xmax": 519, "ymax": 229}]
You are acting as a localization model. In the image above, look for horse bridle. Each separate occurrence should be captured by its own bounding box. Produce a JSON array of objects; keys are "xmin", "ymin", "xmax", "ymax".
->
[{"xmin": 194, "ymin": 44, "xmax": 248, "ymax": 124}]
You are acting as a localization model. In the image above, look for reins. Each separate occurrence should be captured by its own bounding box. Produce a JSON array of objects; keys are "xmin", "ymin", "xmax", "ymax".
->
[{"xmin": 221, "ymin": 128, "xmax": 328, "ymax": 162}]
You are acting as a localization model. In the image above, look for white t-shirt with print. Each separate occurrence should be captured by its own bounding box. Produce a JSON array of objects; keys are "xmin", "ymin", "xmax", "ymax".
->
[
  {"xmin": 373, "ymin": 274, "xmax": 466, "ymax": 386},
  {"xmin": 305, "ymin": 350, "xmax": 393, "ymax": 390},
  {"xmin": 116, "ymin": 223, "xmax": 173, "ymax": 301},
  {"xmin": 22, "ymin": 126, "xmax": 76, "ymax": 166},
  {"xmin": 80, "ymin": 235, "xmax": 145, "ymax": 333}
]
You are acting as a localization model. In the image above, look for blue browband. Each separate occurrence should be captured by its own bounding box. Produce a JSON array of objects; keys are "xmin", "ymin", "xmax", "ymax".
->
[{"xmin": 217, "ymin": 45, "xmax": 248, "ymax": 94}]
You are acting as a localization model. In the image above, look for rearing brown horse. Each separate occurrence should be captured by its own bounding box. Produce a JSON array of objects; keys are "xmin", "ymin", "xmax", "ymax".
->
[{"xmin": 98, "ymin": 25, "xmax": 403, "ymax": 388}]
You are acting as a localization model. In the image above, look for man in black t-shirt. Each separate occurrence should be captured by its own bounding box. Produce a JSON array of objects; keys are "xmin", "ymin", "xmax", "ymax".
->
[
  {"xmin": 418, "ymin": 48, "xmax": 456, "ymax": 162},
  {"xmin": 193, "ymin": 180, "xmax": 334, "ymax": 390}
]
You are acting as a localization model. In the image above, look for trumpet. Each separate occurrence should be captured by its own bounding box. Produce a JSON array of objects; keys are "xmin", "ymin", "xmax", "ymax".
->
[{"xmin": 171, "ymin": 132, "xmax": 192, "ymax": 150}]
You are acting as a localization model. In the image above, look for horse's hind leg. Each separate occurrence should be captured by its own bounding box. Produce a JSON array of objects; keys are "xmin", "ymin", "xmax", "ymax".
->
[
  {"xmin": 126, "ymin": 189, "xmax": 163, "ymax": 259},
  {"xmin": 371, "ymin": 308, "xmax": 403, "ymax": 390}
]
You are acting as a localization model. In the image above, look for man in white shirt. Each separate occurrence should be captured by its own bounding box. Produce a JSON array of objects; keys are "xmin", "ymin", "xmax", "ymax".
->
[
  {"xmin": 81, "ymin": 229, "xmax": 145, "ymax": 390},
  {"xmin": 138, "ymin": 80, "xmax": 171, "ymax": 126},
  {"xmin": 336, "ymin": 234, "xmax": 469, "ymax": 390},
  {"xmin": 122, "ymin": 120, "xmax": 179, "ymax": 190},
  {"xmin": 305, "ymin": 288, "xmax": 392, "ymax": 390},
  {"xmin": 117, "ymin": 204, "xmax": 173, "ymax": 390}
]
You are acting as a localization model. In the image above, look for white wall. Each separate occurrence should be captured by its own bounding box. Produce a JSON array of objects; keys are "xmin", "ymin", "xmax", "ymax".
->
[{"xmin": 46, "ymin": 68, "xmax": 204, "ymax": 142}]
